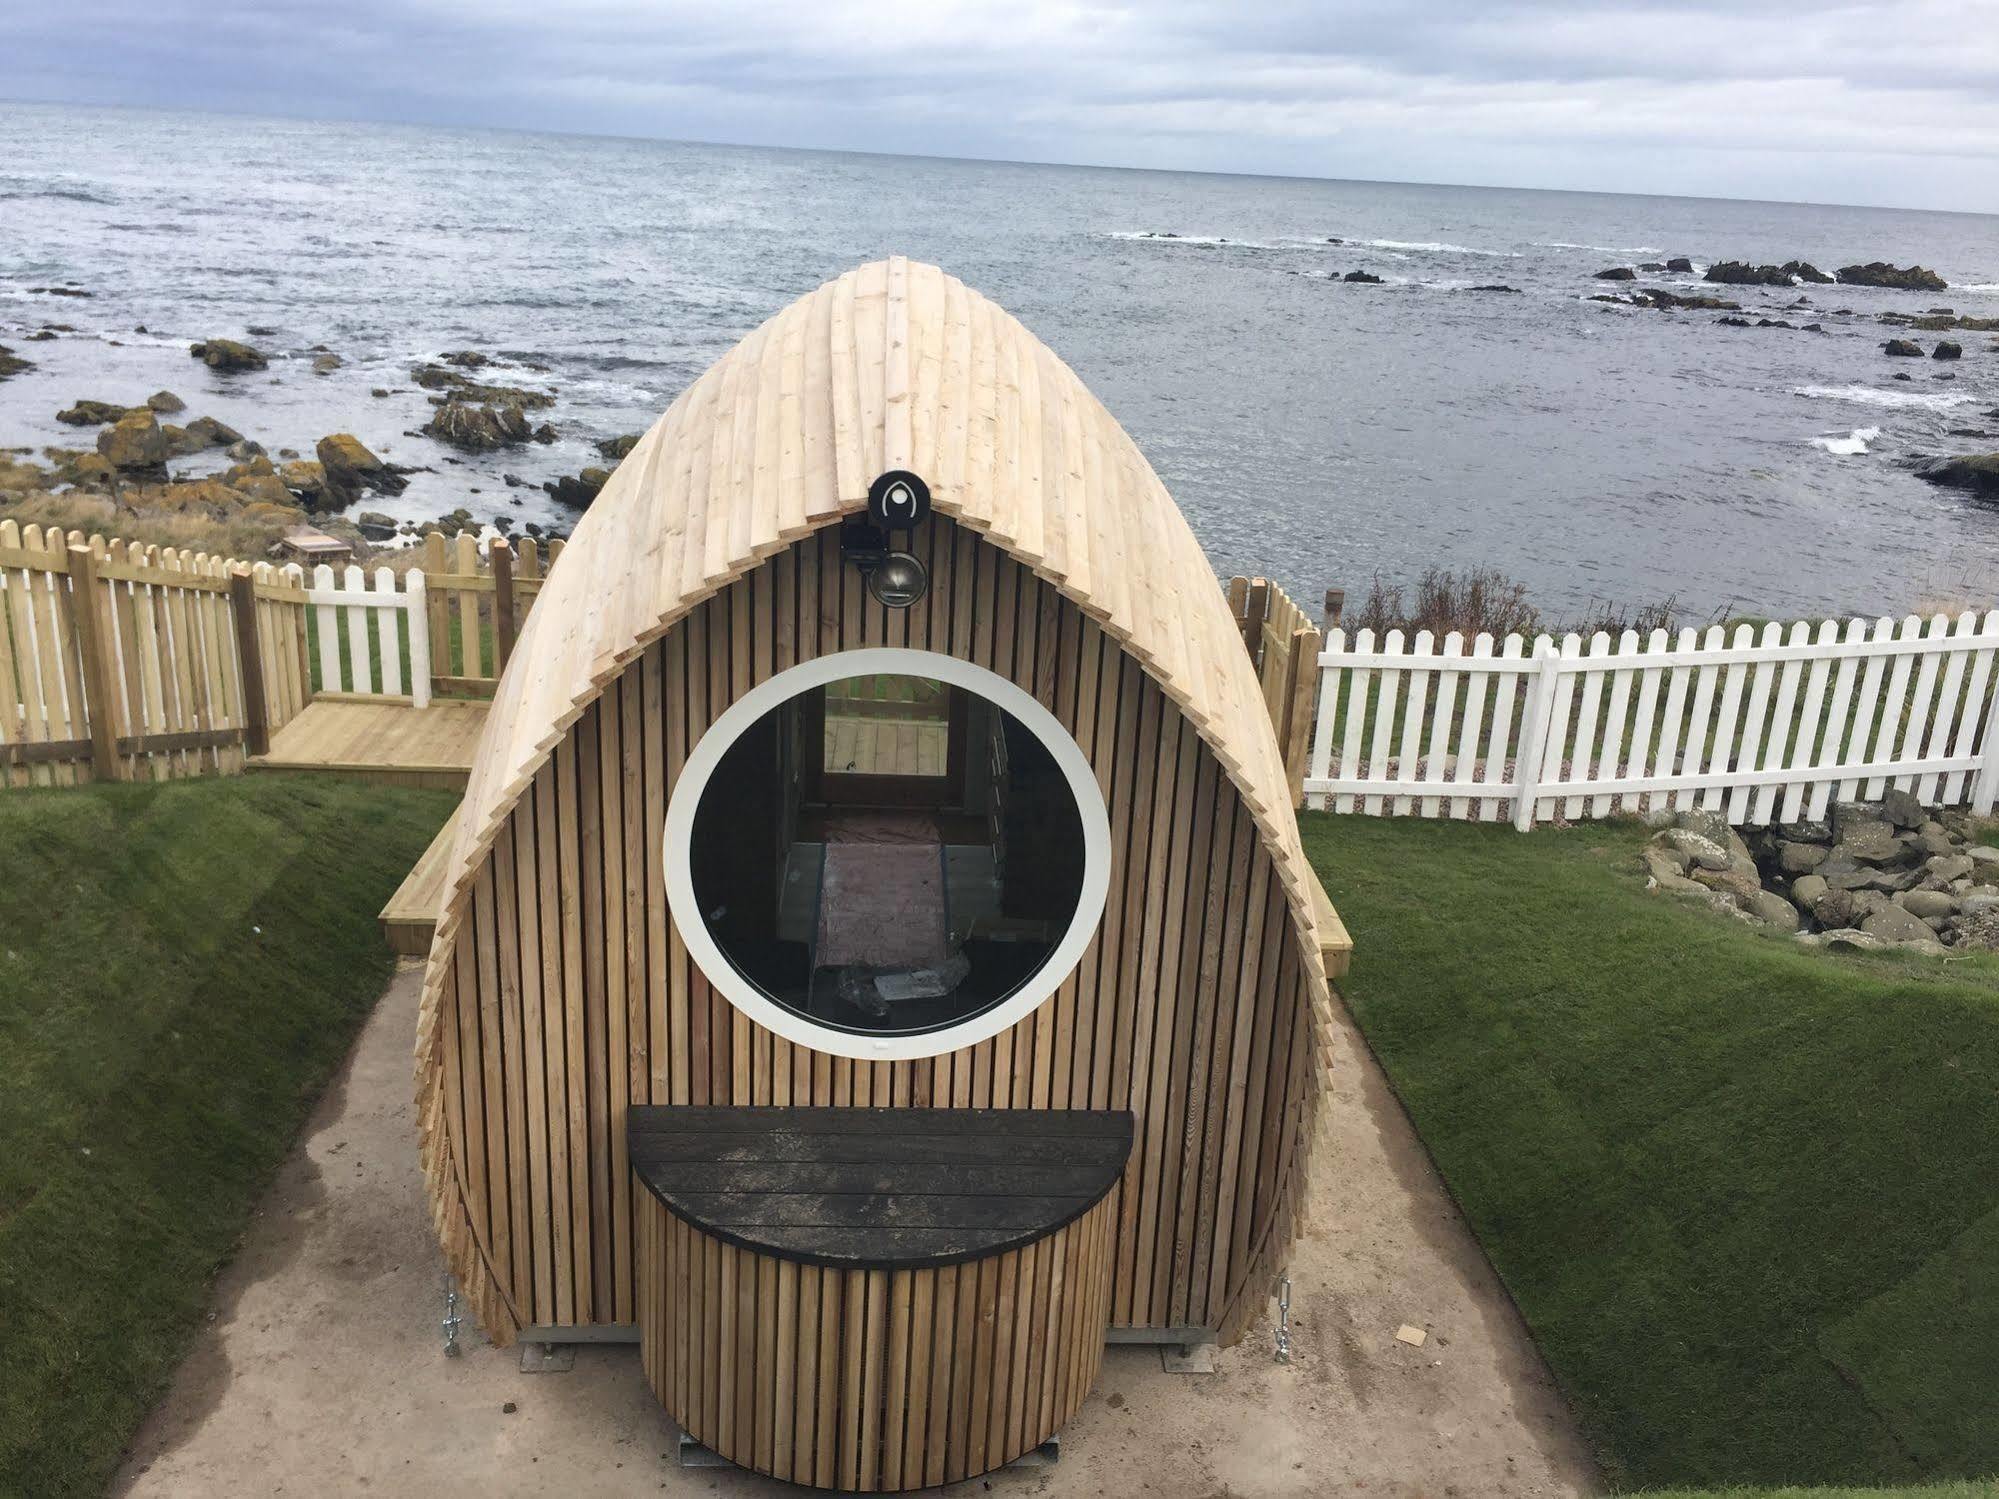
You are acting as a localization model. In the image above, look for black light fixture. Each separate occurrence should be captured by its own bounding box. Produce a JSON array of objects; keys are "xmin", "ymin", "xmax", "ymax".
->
[{"xmin": 844, "ymin": 470, "xmax": 932, "ymax": 609}]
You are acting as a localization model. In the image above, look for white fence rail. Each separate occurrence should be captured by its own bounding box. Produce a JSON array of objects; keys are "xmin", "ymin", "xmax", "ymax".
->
[
  {"xmin": 305, "ymin": 564, "xmax": 431, "ymax": 706},
  {"xmin": 1305, "ymin": 611, "xmax": 1999, "ymax": 828}
]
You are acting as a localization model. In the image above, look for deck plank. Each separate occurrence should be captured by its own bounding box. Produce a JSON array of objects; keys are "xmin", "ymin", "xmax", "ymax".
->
[{"xmin": 251, "ymin": 698, "xmax": 488, "ymax": 789}]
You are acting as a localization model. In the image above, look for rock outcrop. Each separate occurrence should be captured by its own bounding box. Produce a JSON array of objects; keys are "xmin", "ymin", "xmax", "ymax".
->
[
  {"xmin": 0, "ymin": 344, "xmax": 30, "ymax": 382},
  {"xmin": 595, "ymin": 433, "xmax": 643, "ymax": 461},
  {"xmin": 421, "ymin": 399, "xmax": 555, "ymax": 452},
  {"xmin": 1934, "ymin": 340, "xmax": 1962, "ymax": 360},
  {"xmin": 1705, "ymin": 261, "xmax": 1795, "ymax": 287},
  {"xmin": 1836, "ymin": 262, "xmax": 1947, "ymax": 291},
  {"xmin": 1884, "ymin": 339, "xmax": 1924, "ymax": 357},
  {"xmin": 1594, "ymin": 267, "xmax": 1636, "ymax": 281},
  {"xmin": 1665, "ymin": 257, "xmax": 1694, "ymax": 273},
  {"xmin": 543, "ymin": 466, "xmax": 610, "ymax": 509},
  {"xmin": 1915, "ymin": 452, "xmax": 1999, "ymax": 498},
  {"xmin": 1340, "ymin": 270, "xmax": 1383, "ymax": 284},
  {"xmin": 57, "ymin": 398, "xmax": 131, "ymax": 426}
]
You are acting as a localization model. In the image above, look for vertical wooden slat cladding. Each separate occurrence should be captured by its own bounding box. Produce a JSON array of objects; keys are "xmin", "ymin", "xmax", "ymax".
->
[
  {"xmin": 637, "ymin": 1185, "xmax": 1116, "ymax": 1491},
  {"xmin": 429, "ymin": 514, "xmax": 1317, "ymax": 1345}
]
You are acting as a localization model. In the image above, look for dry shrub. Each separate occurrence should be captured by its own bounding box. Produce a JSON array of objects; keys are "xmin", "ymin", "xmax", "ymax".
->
[
  {"xmin": 1351, "ymin": 565, "xmax": 1687, "ymax": 642},
  {"xmin": 0, "ymin": 489, "xmax": 364, "ymax": 564}
]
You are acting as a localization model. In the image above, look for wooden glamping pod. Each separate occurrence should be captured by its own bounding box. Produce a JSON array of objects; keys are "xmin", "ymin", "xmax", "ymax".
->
[{"xmin": 416, "ymin": 257, "xmax": 1341, "ymax": 1488}]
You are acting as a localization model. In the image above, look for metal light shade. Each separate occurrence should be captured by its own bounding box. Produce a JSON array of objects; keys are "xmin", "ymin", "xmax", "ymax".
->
[{"xmin": 867, "ymin": 550, "xmax": 929, "ymax": 609}]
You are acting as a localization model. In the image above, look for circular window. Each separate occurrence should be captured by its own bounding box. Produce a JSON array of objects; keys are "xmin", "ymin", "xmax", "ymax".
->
[{"xmin": 664, "ymin": 650, "xmax": 1110, "ymax": 1061}]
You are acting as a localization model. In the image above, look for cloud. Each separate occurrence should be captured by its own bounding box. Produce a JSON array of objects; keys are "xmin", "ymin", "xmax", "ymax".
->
[{"xmin": 7, "ymin": 0, "xmax": 1996, "ymax": 207}]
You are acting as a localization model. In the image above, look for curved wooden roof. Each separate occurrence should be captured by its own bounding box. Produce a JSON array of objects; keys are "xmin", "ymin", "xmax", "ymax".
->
[{"xmin": 416, "ymin": 260, "xmax": 1336, "ymax": 1324}]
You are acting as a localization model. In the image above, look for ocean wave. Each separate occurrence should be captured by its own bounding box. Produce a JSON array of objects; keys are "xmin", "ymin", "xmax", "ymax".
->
[
  {"xmin": 1955, "ymin": 282, "xmax": 1999, "ymax": 293},
  {"xmin": 1538, "ymin": 242, "xmax": 1665, "ymax": 254},
  {"xmin": 1793, "ymin": 384, "xmax": 1976, "ymax": 411},
  {"xmin": 1811, "ymin": 426, "xmax": 1882, "ymax": 456},
  {"xmin": 1356, "ymin": 238, "xmax": 1519, "ymax": 257},
  {"xmin": 1100, "ymin": 231, "xmax": 1288, "ymax": 251}
]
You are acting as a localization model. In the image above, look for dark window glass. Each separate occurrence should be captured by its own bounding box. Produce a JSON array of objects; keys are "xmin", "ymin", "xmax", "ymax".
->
[{"xmin": 688, "ymin": 674, "xmax": 1086, "ymax": 1038}]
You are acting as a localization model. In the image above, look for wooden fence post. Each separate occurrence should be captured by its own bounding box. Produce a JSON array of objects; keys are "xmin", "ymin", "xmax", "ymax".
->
[
  {"xmin": 1511, "ymin": 644, "xmax": 1563, "ymax": 831},
  {"xmin": 1241, "ymin": 579, "xmax": 1269, "ymax": 663},
  {"xmin": 1323, "ymin": 588, "xmax": 1345, "ymax": 631},
  {"xmin": 228, "ymin": 564, "xmax": 270, "ymax": 757},
  {"xmin": 492, "ymin": 537, "xmax": 516, "ymax": 672},
  {"xmin": 406, "ymin": 570, "xmax": 433, "ymax": 710},
  {"xmin": 1972, "ymin": 672, "xmax": 1999, "ymax": 816},
  {"xmin": 64, "ymin": 543, "xmax": 126, "ymax": 782},
  {"xmin": 1281, "ymin": 623, "xmax": 1321, "ymax": 809}
]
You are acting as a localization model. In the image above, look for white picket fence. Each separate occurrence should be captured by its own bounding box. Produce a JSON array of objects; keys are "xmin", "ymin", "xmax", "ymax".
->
[
  {"xmin": 1304, "ymin": 611, "xmax": 1999, "ymax": 828},
  {"xmin": 305, "ymin": 564, "xmax": 431, "ymax": 705}
]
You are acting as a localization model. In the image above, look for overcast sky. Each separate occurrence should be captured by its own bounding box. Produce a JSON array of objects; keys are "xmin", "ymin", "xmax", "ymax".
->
[{"xmin": 10, "ymin": 0, "xmax": 1997, "ymax": 211}]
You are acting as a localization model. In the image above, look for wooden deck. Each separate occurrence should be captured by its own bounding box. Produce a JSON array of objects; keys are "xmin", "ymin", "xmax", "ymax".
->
[
  {"xmin": 249, "ymin": 697, "xmax": 489, "ymax": 790},
  {"xmin": 379, "ymin": 805, "xmax": 461, "ymax": 957}
]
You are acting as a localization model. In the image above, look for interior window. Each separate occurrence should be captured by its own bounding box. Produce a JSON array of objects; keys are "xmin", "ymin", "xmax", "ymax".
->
[{"xmin": 687, "ymin": 673, "xmax": 1087, "ymax": 1038}]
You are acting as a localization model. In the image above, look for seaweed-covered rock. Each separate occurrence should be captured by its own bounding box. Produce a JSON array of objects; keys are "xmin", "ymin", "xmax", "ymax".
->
[
  {"xmin": 0, "ymin": 344, "xmax": 31, "ymax": 382},
  {"xmin": 1934, "ymin": 340, "xmax": 1962, "ymax": 360},
  {"xmin": 189, "ymin": 337, "xmax": 268, "ymax": 371},
  {"xmin": 316, "ymin": 433, "xmax": 405, "ymax": 501},
  {"xmin": 1915, "ymin": 453, "xmax": 1999, "ymax": 498},
  {"xmin": 422, "ymin": 399, "xmax": 536, "ymax": 452},
  {"xmin": 1884, "ymin": 339, "xmax": 1924, "ymax": 357},
  {"xmin": 57, "ymin": 398, "xmax": 131, "ymax": 426},
  {"xmin": 1836, "ymin": 262, "xmax": 1947, "ymax": 291}
]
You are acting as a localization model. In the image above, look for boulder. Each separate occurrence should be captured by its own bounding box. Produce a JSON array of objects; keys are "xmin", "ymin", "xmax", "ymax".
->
[
  {"xmin": 315, "ymin": 433, "xmax": 405, "ymax": 501},
  {"xmin": 230, "ymin": 472, "xmax": 294, "ymax": 506},
  {"xmin": 421, "ymin": 399, "xmax": 534, "ymax": 451},
  {"xmin": 96, "ymin": 409, "xmax": 167, "ymax": 470},
  {"xmin": 1829, "ymin": 820, "xmax": 1904, "ymax": 865},
  {"xmin": 57, "ymin": 398, "xmax": 130, "ymax": 426},
  {"xmin": 1915, "ymin": 453, "xmax": 1999, "ymax": 499},
  {"xmin": 1816, "ymin": 928, "xmax": 1885, "ymax": 952},
  {"xmin": 1778, "ymin": 839, "xmax": 1829, "ymax": 874},
  {"xmin": 544, "ymin": 466, "xmax": 611, "ymax": 509},
  {"xmin": 1934, "ymin": 340, "xmax": 1962, "ymax": 360},
  {"xmin": 1925, "ymin": 853, "xmax": 1974, "ymax": 884},
  {"xmin": 1789, "ymin": 873, "xmax": 1829, "ymax": 911},
  {"xmin": 1880, "ymin": 788, "xmax": 1926, "ymax": 828},
  {"xmin": 189, "ymin": 337, "xmax": 268, "ymax": 371},
  {"xmin": 1746, "ymin": 889, "xmax": 1801, "ymax": 930},
  {"xmin": 1970, "ymin": 846, "xmax": 1999, "ymax": 868},
  {"xmin": 1466, "ymin": 284, "xmax": 1520, "ymax": 293},
  {"xmin": 1780, "ymin": 260, "xmax": 1835, "ymax": 284},
  {"xmin": 311, "ymin": 353, "xmax": 343, "ymax": 375},
  {"xmin": 1705, "ymin": 261, "xmax": 1794, "ymax": 287},
  {"xmin": 1883, "ymin": 339, "xmax": 1924, "ymax": 357},
  {"xmin": 1692, "ymin": 866, "xmax": 1763, "ymax": 904},
  {"xmin": 1594, "ymin": 267, "xmax": 1636, "ymax": 281},
  {"xmin": 0, "ymin": 344, "xmax": 30, "ymax": 381},
  {"xmin": 441, "ymin": 350, "xmax": 489, "ymax": 368},
  {"xmin": 1902, "ymin": 890, "xmax": 1957, "ymax": 921},
  {"xmin": 225, "ymin": 438, "xmax": 265, "ymax": 462},
  {"xmin": 146, "ymin": 389, "xmax": 185, "ymax": 413},
  {"xmin": 410, "ymin": 363, "xmax": 555, "ymax": 409},
  {"xmin": 354, "ymin": 511, "xmax": 400, "ymax": 541},
  {"xmin": 1341, "ymin": 270, "xmax": 1383, "ymax": 284},
  {"xmin": 1633, "ymin": 288, "xmax": 1739, "ymax": 311},
  {"xmin": 1777, "ymin": 818, "xmax": 1833, "ymax": 843},
  {"xmin": 595, "ymin": 433, "xmax": 643, "ymax": 461},
  {"xmin": 279, "ymin": 460, "xmax": 328, "ymax": 506},
  {"xmin": 183, "ymin": 415, "xmax": 244, "ymax": 449},
  {"xmin": 1836, "ymin": 262, "xmax": 1947, "ymax": 291},
  {"xmin": 1665, "ymin": 257, "xmax": 1694, "ymax": 273},
  {"xmin": 1813, "ymin": 889, "xmax": 1860, "ymax": 928},
  {"xmin": 1861, "ymin": 904, "xmax": 1941, "ymax": 946},
  {"xmin": 1661, "ymin": 827, "xmax": 1731, "ymax": 871}
]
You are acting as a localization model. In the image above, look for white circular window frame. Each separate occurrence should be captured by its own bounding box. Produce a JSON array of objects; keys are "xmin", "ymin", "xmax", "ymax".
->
[{"xmin": 664, "ymin": 647, "xmax": 1111, "ymax": 1062}]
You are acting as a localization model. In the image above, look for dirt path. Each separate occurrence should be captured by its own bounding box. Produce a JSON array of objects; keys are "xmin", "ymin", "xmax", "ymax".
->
[{"xmin": 114, "ymin": 965, "xmax": 1598, "ymax": 1498}]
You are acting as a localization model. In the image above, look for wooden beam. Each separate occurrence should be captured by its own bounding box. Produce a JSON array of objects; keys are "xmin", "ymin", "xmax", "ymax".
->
[
  {"xmin": 65, "ymin": 544, "xmax": 126, "ymax": 782},
  {"xmin": 229, "ymin": 564, "xmax": 271, "ymax": 757},
  {"xmin": 492, "ymin": 538, "xmax": 517, "ymax": 673}
]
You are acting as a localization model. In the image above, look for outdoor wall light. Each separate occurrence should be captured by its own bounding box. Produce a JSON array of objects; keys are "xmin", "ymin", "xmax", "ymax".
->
[
  {"xmin": 844, "ymin": 470, "xmax": 933, "ymax": 609},
  {"xmin": 867, "ymin": 549, "xmax": 929, "ymax": 608}
]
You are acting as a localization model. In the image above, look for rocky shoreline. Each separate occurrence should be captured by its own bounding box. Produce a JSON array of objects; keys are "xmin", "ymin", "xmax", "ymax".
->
[{"xmin": 0, "ymin": 329, "xmax": 640, "ymax": 562}]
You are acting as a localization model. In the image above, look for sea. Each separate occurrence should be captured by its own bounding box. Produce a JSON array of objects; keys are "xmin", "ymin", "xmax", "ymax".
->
[{"xmin": 4, "ymin": 101, "xmax": 1998, "ymax": 624}]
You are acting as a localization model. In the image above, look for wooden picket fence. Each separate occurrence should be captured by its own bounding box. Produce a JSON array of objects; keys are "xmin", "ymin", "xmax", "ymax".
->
[
  {"xmin": 0, "ymin": 520, "xmax": 310, "ymax": 786},
  {"xmin": 0, "ymin": 524, "xmax": 560, "ymax": 789},
  {"xmin": 1225, "ymin": 577, "xmax": 1322, "ymax": 808},
  {"xmin": 1304, "ymin": 613, "xmax": 1999, "ymax": 827}
]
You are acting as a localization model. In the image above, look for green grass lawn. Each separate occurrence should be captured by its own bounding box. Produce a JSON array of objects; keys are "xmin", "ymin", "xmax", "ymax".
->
[
  {"xmin": 0, "ymin": 774, "xmax": 457, "ymax": 1499},
  {"xmin": 1301, "ymin": 813, "xmax": 1999, "ymax": 1495}
]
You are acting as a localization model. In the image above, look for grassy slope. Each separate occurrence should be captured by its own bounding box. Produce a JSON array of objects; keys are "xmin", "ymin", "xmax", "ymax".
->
[
  {"xmin": 1300, "ymin": 813, "xmax": 1999, "ymax": 1494},
  {"xmin": 0, "ymin": 775, "xmax": 456, "ymax": 1499}
]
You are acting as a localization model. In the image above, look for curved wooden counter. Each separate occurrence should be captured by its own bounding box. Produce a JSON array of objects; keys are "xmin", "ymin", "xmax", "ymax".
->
[{"xmin": 632, "ymin": 1106, "xmax": 1133, "ymax": 1490}]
